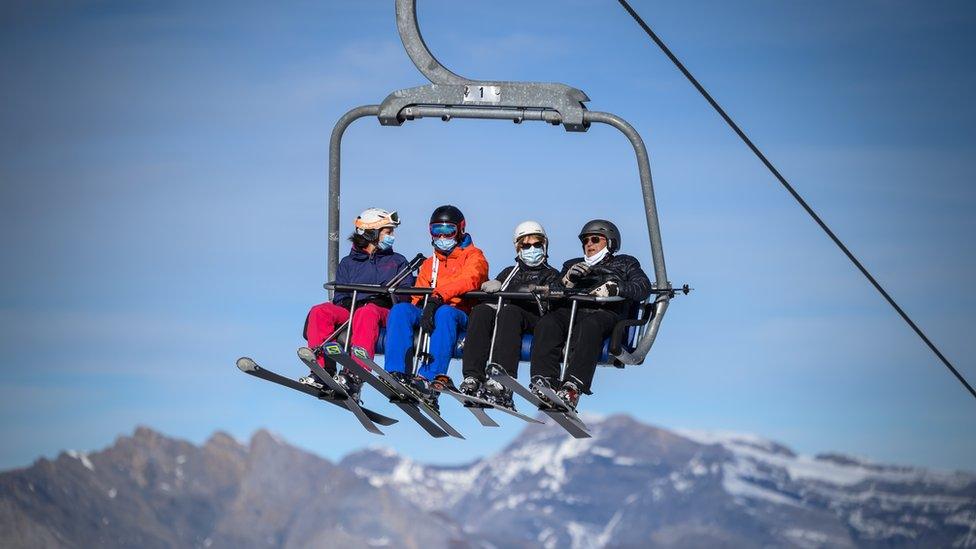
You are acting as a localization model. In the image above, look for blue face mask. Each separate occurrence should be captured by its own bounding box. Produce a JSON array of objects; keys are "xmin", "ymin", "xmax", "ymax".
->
[
  {"xmin": 377, "ymin": 234, "xmax": 395, "ymax": 251},
  {"xmin": 519, "ymin": 246, "xmax": 545, "ymax": 266},
  {"xmin": 433, "ymin": 237, "xmax": 457, "ymax": 253}
]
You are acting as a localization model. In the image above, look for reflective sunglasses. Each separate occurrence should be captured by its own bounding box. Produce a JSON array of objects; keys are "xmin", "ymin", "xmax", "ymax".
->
[
  {"xmin": 430, "ymin": 223, "xmax": 458, "ymax": 236},
  {"xmin": 518, "ymin": 241, "xmax": 545, "ymax": 250},
  {"xmin": 580, "ymin": 235, "xmax": 605, "ymax": 245}
]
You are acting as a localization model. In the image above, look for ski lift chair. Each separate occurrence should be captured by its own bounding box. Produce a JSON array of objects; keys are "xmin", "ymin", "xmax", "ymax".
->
[
  {"xmin": 364, "ymin": 296, "xmax": 655, "ymax": 367},
  {"xmin": 324, "ymin": 0, "xmax": 673, "ymax": 367}
]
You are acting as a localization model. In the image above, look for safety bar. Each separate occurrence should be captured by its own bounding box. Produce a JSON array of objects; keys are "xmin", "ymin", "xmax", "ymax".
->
[{"xmin": 323, "ymin": 282, "xmax": 625, "ymax": 303}]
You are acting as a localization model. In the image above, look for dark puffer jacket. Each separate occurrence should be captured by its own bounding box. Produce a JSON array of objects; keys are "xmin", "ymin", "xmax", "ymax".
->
[
  {"xmin": 491, "ymin": 258, "xmax": 561, "ymax": 315},
  {"xmin": 556, "ymin": 254, "xmax": 652, "ymax": 316}
]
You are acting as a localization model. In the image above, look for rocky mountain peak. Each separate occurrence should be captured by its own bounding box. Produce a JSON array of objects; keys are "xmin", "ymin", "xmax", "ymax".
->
[{"xmin": 2, "ymin": 419, "xmax": 974, "ymax": 548}]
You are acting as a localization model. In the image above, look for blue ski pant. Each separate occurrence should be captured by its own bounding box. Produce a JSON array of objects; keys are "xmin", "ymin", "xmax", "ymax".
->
[{"xmin": 383, "ymin": 302, "xmax": 467, "ymax": 380}]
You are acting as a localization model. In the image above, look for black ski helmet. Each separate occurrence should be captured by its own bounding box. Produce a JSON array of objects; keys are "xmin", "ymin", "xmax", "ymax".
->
[
  {"xmin": 429, "ymin": 205, "xmax": 466, "ymax": 235},
  {"xmin": 578, "ymin": 219, "xmax": 621, "ymax": 253}
]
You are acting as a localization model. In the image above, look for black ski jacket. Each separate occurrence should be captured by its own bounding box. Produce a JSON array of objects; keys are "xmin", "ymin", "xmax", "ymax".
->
[
  {"xmin": 492, "ymin": 258, "xmax": 560, "ymax": 315},
  {"xmin": 556, "ymin": 254, "xmax": 652, "ymax": 316}
]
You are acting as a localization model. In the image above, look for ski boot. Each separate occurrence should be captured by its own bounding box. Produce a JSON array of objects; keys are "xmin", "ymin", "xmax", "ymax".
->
[
  {"xmin": 411, "ymin": 376, "xmax": 440, "ymax": 413},
  {"xmin": 556, "ymin": 380, "xmax": 581, "ymax": 412},
  {"xmin": 484, "ymin": 378, "xmax": 516, "ymax": 410},
  {"xmin": 458, "ymin": 376, "xmax": 482, "ymax": 398},
  {"xmin": 529, "ymin": 375, "xmax": 558, "ymax": 406},
  {"xmin": 333, "ymin": 370, "xmax": 362, "ymax": 403}
]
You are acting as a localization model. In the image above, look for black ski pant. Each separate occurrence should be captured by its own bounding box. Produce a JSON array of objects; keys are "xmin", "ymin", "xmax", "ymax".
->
[
  {"xmin": 462, "ymin": 303, "xmax": 540, "ymax": 380},
  {"xmin": 529, "ymin": 307, "xmax": 620, "ymax": 392}
]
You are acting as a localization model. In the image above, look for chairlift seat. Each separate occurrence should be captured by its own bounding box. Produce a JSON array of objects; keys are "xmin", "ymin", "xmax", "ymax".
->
[{"xmin": 370, "ymin": 300, "xmax": 654, "ymax": 367}]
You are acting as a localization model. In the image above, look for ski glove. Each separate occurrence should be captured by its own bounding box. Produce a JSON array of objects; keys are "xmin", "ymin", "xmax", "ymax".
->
[
  {"xmin": 419, "ymin": 295, "xmax": 444, "ymax": 333},
  {"xmin": 589, "ymin": 281, "xmax": 619, "ymax": 297},
  {"xmin": 562, "ymin": 262, "xmax": 591, "ymax": 288},
  {"xmin": 481, "ymin": 279, "xmax": 503, "ymax": 293}
]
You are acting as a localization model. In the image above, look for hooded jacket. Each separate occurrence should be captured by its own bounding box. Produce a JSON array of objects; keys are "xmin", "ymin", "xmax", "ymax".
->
[
  {"xmin": 333, "ymin": 245, "xmax": 415, "ymax": 306},
  {"xmin": 412, "ymin": 233, "xmax": 489, "ymax": 314}
]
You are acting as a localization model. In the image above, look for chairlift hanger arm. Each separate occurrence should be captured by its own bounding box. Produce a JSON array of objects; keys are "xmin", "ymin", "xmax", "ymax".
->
[{"xmin": 382, "ymin": 0, "xmax": 590, "ymax": 131}]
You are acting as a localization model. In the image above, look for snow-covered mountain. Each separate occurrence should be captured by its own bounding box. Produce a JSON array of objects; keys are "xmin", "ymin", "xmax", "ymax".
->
[
  {"xmin": 1, "ymin": 416, "xmax": 973, "ymax": 548},
  {"xmin": 343, "ymin": 414, "xmax": 976, "ymax": 548}
]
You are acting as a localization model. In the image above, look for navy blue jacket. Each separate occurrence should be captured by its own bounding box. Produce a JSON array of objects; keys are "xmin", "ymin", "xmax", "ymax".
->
[{"xmin": 333, "ymin": 246, "xmax": 416, "ymax": 306}]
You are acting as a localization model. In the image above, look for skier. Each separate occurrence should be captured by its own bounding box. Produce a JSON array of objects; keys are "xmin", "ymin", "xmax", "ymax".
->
[
  {"xmin": 301, "ymin": 208, "xmax": 415, "ymax": 400},
  {"xmin": 530, "ymin": 219, "xmax": 651, "ymax": 410},
  {"xmin": 459, "ymin": 221, "xmax": 559, "ymax": 408},
  {"xmin": 383, "ymin": 205, "xmax": 489, "ymax": 411}
]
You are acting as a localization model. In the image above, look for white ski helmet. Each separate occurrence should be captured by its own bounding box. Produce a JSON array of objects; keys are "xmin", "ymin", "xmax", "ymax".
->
[
  {"xmin": 355, "ymin": 208, "xmax": 400, "ymax": 240},
  {"xmin": 513, "ymin": 220, "xmax": 547, "ymax": 246}
]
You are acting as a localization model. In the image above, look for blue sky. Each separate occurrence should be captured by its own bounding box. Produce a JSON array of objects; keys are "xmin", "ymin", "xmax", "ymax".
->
[{"xmin": 1, "ymin": 0, "xmax": 974, "ymax": 471}]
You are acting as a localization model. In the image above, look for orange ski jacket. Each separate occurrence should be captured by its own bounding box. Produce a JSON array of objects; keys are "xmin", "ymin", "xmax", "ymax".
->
[{"xmin": 412, "ymin": 234, "xmax": 489, "ymax": 313}]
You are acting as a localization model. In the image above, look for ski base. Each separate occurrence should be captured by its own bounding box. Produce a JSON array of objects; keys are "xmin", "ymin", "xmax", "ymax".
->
[
  {"xmin": 487, "ymin": 365, "xmax": 590, "ymax": 439},
  {"xmin": 344, "ymin": 345, "xmax": 465, "ymax": 439},
  {"xmin": 235, "ymin": 357, "xmax": 397, "ymax": 427},
  {"xmin": 296, "ymin": 347, "xmax": 384, "ymax": 435},
  {"xmin": 342, "ymin": 349, "xmax": 449, "ymax": 438},
  {"xmin": 430, "ymin": 382, "xmax": 499, "ymax": 427},
  {"xmin": 432, "ymin": 378, "xmax": 545, "ymax": 426}
]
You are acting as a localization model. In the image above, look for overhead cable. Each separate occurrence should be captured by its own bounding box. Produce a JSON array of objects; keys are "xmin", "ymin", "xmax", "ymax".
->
[{"xmin": 616, "ymin": 0, "xmax": 975, "ymax": 400}]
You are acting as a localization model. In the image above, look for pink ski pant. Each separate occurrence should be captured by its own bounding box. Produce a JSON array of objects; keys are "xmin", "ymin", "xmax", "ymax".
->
[{"xmin": 304, "ymin": 302, "xmax": 389, "ymax": 367}]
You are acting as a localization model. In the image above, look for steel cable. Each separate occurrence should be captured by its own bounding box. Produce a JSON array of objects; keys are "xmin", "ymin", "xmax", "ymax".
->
[{"xmin": 617, "ymin": 0, "xmax": 975, "ymax": 400}]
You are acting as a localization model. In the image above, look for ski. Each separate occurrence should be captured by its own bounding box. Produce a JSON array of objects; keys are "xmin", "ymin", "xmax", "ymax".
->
[
  {"xmin": 431, "ymin": 377, "xmax": 545, "ymax": 426},
  {"xmin": 487, "ymin": 365, "xmax": 591, "ymax": 439},
  {"xmin": 532, "ymin": 383, "xmax": 586, "ymax": 425},
  {"xmin": 339, "ymin": 345, "xmax": 464, "ymax": 439},
  {"xmin": 429, "ymin": 380, "xmax": 499, "ymax": 427},
  {"xmin": 344, "ymin": 347, "xmax": 449, "ymax": 438},
  {"xmin": 296, "ymin": 347, "xmax": 384, "ymax": 435},
  {"xmin": 235, "ymin": 357, "xmax": 397, "ymax": 427}
]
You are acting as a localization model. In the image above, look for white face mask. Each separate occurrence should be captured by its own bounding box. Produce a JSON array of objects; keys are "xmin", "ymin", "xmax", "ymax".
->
[
  {"xmin": 584, "ymin": 246, "xmax": 609, "ymax": 267},
  {"xmin": 519, "ymin": 246, "xmax": 545, "ymax": 266}
]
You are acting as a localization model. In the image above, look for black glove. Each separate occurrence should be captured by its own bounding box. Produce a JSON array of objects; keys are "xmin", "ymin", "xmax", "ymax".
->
[
  {"xmin": 561, "ymin": 262, "xmax": 591, "ymax": 288},
  {"xmin": 419, "ymin": 295, "xmax": 443, "ymax": 333}
]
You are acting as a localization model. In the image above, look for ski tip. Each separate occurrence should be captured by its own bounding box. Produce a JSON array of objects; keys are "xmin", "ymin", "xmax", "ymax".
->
[
  {"xmin": 236, "ymin": 357, "xmax": 258, "ymax": 372},
  {"xmin": 297, "ymin": 347, "xmax": 316, "ymax": 361}
]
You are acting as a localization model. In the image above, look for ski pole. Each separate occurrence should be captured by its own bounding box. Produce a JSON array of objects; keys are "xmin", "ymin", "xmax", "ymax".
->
[
  {"xmin": 422, "ymin": 330, "xmax": 432, "ymax": 366},
  {"xmin": 412, "ymin": 293, "xmax": 430, "ymax": 376},
  {"xmin": 387, "ymin": 253, "xmax": 426, "ymax": 293},
  {"xmin": 486, "ymin": 295, "xmax": 504, "ymax": 366},
  {"xmin": 560, "ymin": 299, "xmax": 579, "ymax": 379},
  {"xmin": 343, "ymin": 290, "xmax": 358, "ymax": 353}
]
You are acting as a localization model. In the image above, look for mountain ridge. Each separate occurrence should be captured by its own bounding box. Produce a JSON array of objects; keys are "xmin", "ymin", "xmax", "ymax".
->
[{"xmin": 2, "ymin": 415, "xmax": 974, "ymax": 548}]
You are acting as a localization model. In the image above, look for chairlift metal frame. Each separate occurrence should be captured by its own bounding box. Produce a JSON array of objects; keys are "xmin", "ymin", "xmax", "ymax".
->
[{"xmin": 326, "ymin": 0, "xmax": 671, "ymax": 365}]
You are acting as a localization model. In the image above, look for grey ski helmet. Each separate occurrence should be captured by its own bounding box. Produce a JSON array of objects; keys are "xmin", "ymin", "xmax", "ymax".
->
[{"xmin": 578, "ymin": 219, "xmax": 621, "ymax": 253}]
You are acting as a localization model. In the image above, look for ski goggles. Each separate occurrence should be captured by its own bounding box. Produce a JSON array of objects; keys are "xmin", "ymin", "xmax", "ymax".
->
[{"xmin": 429, "ymin": 223, "xmax": 459, "ymax": 237}]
